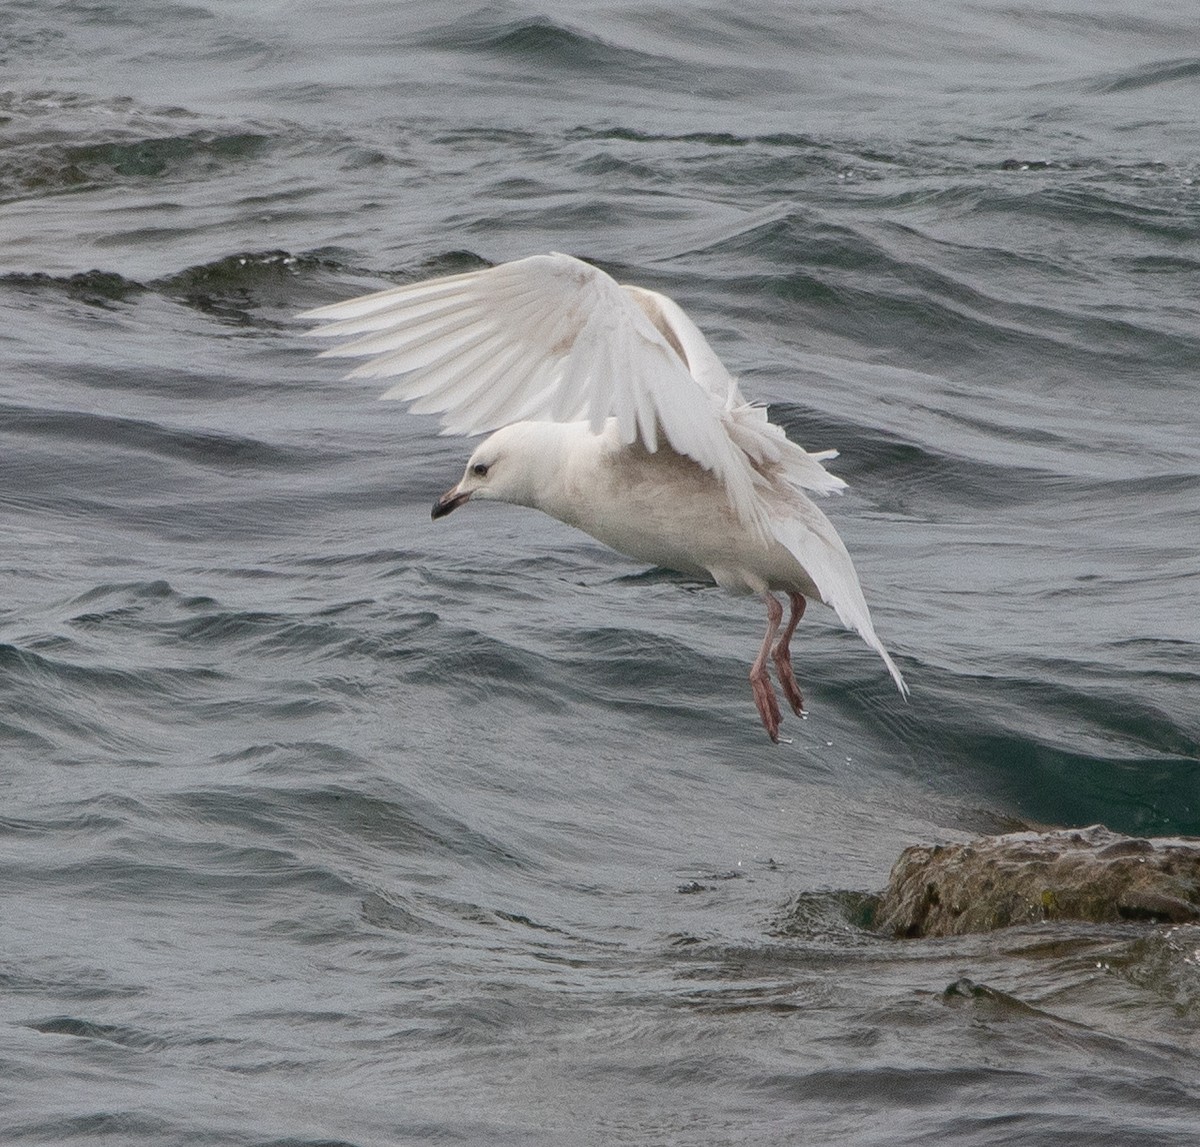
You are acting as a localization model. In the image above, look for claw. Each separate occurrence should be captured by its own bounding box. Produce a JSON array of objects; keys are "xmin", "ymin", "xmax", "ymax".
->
[
  {"xmin": 774, "ymin": 647, "xmax": 806, "ymax": 717},
  {"xmin": 751, "ymin": 664, "xmax": 783, "ymax": 742}
]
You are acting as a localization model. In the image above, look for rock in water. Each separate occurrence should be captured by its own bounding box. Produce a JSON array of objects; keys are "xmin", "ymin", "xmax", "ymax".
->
[{"xmin": 876, "ymin": 825, "xmax": 1200, "ymax": 939}]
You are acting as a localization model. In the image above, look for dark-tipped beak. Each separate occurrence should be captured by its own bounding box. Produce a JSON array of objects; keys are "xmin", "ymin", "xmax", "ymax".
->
[{"xmin": 431, "ymin": 484, "xmax": 471, "ymax": 520}]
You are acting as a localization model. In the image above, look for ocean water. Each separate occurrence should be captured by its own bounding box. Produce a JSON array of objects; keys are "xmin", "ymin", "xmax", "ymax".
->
[{"xmin": 2, "ymin": 1, "xmax": 1199, "ymax": 1143}]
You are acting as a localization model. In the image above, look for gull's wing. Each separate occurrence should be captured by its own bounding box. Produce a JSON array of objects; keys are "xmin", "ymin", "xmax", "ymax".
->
[
  {"xmin": 771, "ymin": 502, "xmax": 909, "ymax": 696},
  {"xmin": 619, "ymin": 284, "xmax": 740, "ymax": 401},
  {"xmin": 301, "ymin": 253, "xmax": 775, "ymax": 530}
]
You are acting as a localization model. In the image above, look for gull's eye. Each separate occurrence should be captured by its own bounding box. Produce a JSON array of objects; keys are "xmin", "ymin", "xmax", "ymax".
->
[{"xmin": 471, "ymin": 462, "xmax": 489, "ymax": 477}]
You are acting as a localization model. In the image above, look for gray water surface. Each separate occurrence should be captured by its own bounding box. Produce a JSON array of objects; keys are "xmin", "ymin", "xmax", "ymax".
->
[{"xmin": 2, "ymin": 2, "xmax": 1199, "ymax": 1143}]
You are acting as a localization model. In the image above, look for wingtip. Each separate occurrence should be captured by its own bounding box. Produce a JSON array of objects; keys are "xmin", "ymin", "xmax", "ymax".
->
[
  {"xmin": 861, "ymin": 628, "xmax": 909, "ymax": 700},
  {"xmin": 883, "ymin": 652, "xmax": 910, "ymax": 700}
]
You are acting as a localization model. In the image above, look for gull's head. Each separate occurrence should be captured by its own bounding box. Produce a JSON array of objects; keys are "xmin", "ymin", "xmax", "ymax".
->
[{"xmin": 432, "ymin": 422, "xmax": 568, "ymax": 520}]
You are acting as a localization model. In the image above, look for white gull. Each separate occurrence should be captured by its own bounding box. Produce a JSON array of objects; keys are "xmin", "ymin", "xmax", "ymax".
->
[{"xmin": 301, "ymin": 253, "xmax": 907, "ymax": 741}]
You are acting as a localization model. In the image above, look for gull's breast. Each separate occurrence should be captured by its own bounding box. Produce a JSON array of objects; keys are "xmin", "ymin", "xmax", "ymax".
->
[{"xmin": 545, "ymin": 438, "xmax": 820, "ymax": 597}]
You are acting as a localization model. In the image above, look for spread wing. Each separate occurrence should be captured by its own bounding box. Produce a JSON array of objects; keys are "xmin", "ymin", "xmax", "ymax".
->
[{"xmin": 300, "ymin": 253, "xmax": 782, "ymax": 533}]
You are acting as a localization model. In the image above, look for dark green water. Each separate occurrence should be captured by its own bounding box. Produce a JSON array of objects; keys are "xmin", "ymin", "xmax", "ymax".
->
[{"xmin": 2, "ymin": 2, "xmax": 1199, "ymax": 1143}]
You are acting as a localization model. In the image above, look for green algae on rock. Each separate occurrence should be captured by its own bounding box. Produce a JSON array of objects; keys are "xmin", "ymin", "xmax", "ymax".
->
[{"xmin": 877, "ymin": 825, "xmax": 1200, "ymax": 939}]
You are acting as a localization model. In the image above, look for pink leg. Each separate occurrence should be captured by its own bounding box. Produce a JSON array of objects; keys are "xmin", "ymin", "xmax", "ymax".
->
[
  {"xmin": 772, "ymin": 592, "xmax": 807, "ymax": 717},
  {"xmin": 750, "ymin": 592, "xmax": 784, "ymax": 742}
]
